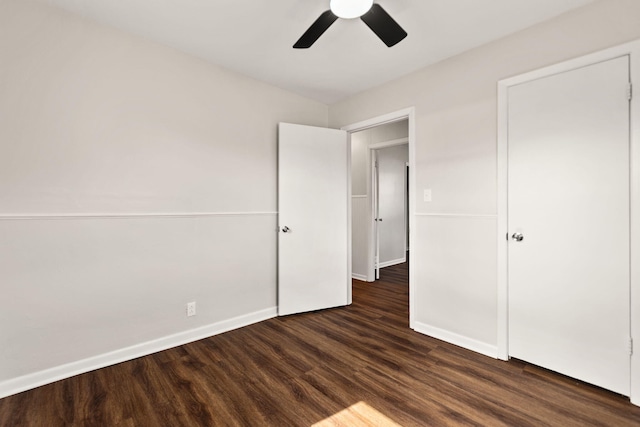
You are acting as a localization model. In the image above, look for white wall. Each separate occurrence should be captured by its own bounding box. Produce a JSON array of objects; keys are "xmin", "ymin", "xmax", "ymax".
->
[
  {"xmin": 351, "ymin": 121, "xmax": 408, "ymax": 280},
  {"xmin": 351, "ymin": 120, "xmax": 409, "ymax": 196},
  {"xmin": 351, "ymin": 196, "xmax": 369, "ymax": 280},
  {"xmin": 0, "ymin": 0, "xmax": 327, "ymax": 396},
  {"xmin": 331, "ymin": 0, "xmax": 640, "ymax": 355},
  {"xmin": 377, "ymin": 144, "xmax": 408, "ymax": 267}
]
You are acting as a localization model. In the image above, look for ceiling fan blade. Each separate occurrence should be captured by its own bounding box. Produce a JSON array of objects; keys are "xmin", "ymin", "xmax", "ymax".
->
[
  {"xmin": 360, "ymin": 4, "xmax": 407, "ymax": 47},
  {"xmin": 293, "ymin": 10, "xmax": 338, "ymax": 49}
]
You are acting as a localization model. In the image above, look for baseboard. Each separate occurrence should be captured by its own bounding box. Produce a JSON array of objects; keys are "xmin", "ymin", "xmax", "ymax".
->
[
  {"xmin": 413, "ymin": 321, "xmax": 498, "ymax": 359},
  {"xmin": 0, "ymin": 307, "xmax": 277, "ymax": 399},
  {"xmin": 352, "ymin": 273, "xmax": 368, "ymax": 281},
  {"xmin": 378, "ymin": 257, "xmax": 406, "ymax": 269}
]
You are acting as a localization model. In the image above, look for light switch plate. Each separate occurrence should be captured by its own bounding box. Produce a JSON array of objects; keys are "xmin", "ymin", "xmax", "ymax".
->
[{"xmin": 423, "ymin": 189, "xmax": 432, "ymax": 202}]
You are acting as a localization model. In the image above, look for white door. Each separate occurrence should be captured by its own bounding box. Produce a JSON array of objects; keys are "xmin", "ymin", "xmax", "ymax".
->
[
  {"xmin": 508, "ymin": 56, "xmax": 631, "ymax": 395},
  {"xmin": 278, "ymin": 123, "xmax": 349, "ymax": 316},
  {"xmin": 373, "ymin": 150, "xmax": 381, "ymax": 280}
]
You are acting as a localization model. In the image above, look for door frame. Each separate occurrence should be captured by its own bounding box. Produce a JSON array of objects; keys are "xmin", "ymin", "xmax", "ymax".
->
[
  {"xmin": 370, "ymin": 138, "xmax": 409, "ymax": 281},
  {"xmin": 497, "ymin": 39, "xmax": 640, "ymax": 404},
  {"xmin": 341, "ymin": 107, "xmax": 416, "ymax": 328}
]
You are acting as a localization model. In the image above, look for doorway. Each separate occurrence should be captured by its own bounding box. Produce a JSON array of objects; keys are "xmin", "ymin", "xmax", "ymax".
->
[
  {"xmin": 341, "ymin": 108, "xmax": 416, "ymax": 329},
  {"xmin": 349, "ymin": 121, "xmax": 408, "ymax": 281},
  {"xmin": 372, "ymin": 142, "xmax": 409, "ymax": 279}
]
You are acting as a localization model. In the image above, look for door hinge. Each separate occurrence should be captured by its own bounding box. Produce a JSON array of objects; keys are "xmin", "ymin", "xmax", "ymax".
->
[
  {"xmin": 628, "ymin": 83, "xmax": 633, "ymax": 101},
  {"xmin": 630, "ymin": 338, "xmax": 634, "ymax": 356}
]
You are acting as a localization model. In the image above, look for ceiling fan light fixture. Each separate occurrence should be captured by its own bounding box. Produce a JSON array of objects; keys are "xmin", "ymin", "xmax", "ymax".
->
[{"xmin": 330, "ymin": 0, "xmax": 373, "ymax": 19}]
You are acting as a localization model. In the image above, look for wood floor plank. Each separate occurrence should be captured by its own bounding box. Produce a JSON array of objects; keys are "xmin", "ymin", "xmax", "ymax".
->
[
  {"xmin": 299, "ymin": 365, "xmax": 433, "ymax": 427},
  {"xmin": 1, "ymin": 260, "xmax": 640, "ymax": 426}
]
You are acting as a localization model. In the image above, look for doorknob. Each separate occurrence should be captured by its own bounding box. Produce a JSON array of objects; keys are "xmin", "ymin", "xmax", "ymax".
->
[
  {"xmin": 375, "ymin": 218, "xmax": 383, "ymax": 222},
  {"xmin": 282, "ymin": 226, "xmax": 290, "ymax": 233},
  {"xmin": 511, "ymin": 232, "xmax": 524, "ymax": 242}
]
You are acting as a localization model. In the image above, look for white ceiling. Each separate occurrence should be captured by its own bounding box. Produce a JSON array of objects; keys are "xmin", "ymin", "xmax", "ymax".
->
[{"xmin": 39, "ymin": 0, "xmax": 595, "ymax": 104}]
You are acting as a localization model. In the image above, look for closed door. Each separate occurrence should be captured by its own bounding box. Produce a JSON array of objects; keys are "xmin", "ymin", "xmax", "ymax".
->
[
  {"xmin": 508, "ymin": 56, "xmax": 631, "ymax": 395},
  {"xmin": 278, "ymin": 123, "xmax": 349, "ymax": 316}
]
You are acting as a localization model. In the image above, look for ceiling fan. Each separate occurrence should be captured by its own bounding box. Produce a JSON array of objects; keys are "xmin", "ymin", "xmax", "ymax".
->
[{"xmin": 293, "ymin": 0, "xmax": 407, "ymax": 49}]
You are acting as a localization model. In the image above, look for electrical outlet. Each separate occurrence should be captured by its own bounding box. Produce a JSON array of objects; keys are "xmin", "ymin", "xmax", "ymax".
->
[{"xmin": 187, "ymin": 301, "xmax": 196, "ymax": 317}]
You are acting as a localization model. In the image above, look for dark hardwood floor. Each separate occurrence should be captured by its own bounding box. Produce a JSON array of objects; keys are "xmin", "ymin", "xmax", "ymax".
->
[{"xmin": 1, "ymin": 260, "xmax": 639, "ymax": 426}]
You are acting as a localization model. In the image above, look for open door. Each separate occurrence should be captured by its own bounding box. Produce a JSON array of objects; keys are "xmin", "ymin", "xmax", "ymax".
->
[
  {"xmin": 278, "ymin": 123, "xmax": 349, "ymax": 316},
  {"xmin": 372, "ymin": 150, "xmax": 381, "ymax": 280}
]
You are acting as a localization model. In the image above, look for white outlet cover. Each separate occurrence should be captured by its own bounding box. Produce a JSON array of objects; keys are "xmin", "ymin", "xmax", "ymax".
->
[
  {"xmin": 187, "ymin": 301, "xmax": 196, "ymax": 317},
  {"xmin": 423, "ymin": 189, "xmax": 432, "ymax": 202}
]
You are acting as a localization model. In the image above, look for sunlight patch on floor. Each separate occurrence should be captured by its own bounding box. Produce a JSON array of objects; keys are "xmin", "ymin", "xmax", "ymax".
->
[{"xmin": 312, "ymin": 401, "xmax": 403, "ymax": 426}]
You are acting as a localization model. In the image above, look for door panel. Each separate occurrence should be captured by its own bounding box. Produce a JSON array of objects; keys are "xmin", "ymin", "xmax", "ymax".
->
[
  {"xmin": 508, "ymin": 56, "xmax": 630, "ymax": 395},
  {"xmin": 278, "ymin": 123, "xmax": 349, "ymax": 316}
]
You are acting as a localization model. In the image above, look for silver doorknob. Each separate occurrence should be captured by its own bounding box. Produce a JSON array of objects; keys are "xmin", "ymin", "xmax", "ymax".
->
[
  {"xmin": 511, "ymin": 233, "xmax": 524, "ymax": 242},
  {"xmin": 282, "ymin": 226, "xmax": 290, "ymax": 233}
]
